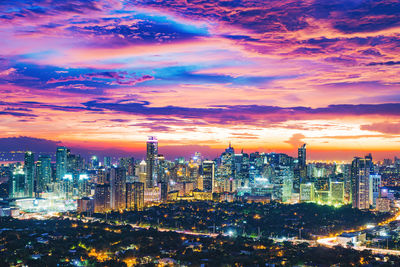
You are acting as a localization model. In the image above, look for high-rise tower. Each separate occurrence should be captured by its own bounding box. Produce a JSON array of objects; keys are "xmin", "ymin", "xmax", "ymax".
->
[
  {"xmin": 24, "ymin": 151, "xmax": 35, "ymax": 197},
  {"xmin": 146, "ymin": 136, "xmax": 158, "ymax": 188},
  {"xmin": 56, "ymin": 146, "xmax": 67, "ymax": 182},
  {"xmin": 351, "ymin": 155, "xmax": 373, "ymax": 209}
]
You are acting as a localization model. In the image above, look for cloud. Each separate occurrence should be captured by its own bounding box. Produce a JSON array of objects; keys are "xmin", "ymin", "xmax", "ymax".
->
[
  {"xmin": 0, "ymin": 68, "xmax": 16, "ymax": 76},
  {"xmin": 367, "ymin": 61, "xmax": 400, "ymax": 66},
  {"xmin": 47, "ymin": 71, "xmax": 154, "ymax": 86},
  {"xmin": 0, "ymin": 136, "xmax": 62, "ymax": 152},
  {"xmin": 361, "ymin": 122, "xmax": 400, "ymax": 134},
  {"xmin": 285, "ymin": 133, "xmax": 306, "ymax": 148}
]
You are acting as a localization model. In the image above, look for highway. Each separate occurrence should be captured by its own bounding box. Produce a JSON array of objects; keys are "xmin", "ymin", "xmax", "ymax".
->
[{"xmin": 317, "ymin": 210, "xmax": 400, "ymax": 256}]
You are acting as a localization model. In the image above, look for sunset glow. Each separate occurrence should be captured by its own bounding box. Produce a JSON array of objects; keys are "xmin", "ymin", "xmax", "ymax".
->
[{"xmin": 2, "ymin": 0, "xmax": 400, "ymax": 160}]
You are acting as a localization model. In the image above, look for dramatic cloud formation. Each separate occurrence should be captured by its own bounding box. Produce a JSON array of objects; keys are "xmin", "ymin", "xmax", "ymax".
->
[{"xmin": 1, "ymin": 0, "xmax": 400, "ymax": 160}]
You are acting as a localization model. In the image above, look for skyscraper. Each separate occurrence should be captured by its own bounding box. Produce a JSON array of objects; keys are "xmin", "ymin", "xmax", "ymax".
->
[
  {"xmin": 110, "ymin": 167, "xmax": 126, "ymax": 210},
  {"xmin": 24, "ymin": 151, "xmax": 35, "ymax": 197},
  {"xmin": 10, "ymin": 166, "xmax": 25, "ymax": 198},
  {"xmin": 36, "ymin": 155, "xmax": 51, "ymax": 194},
  {"xmin": 56, "ymin": 146, "xmax": 67, "ymax": 182},
  {"xmin": 94, "ymin": 184, "xmax": 111, "ymax": 213},
  {"xmin": 146, "ymin": 136, "xmax": 158, "ymax": 188},
  {"xmin": 202, "ymin": 161, "xmax": 215, "ymax": 193},
  {"xmin": 351, "ymin": 155, "xmax": 373, "ymax": 210},
  {"xmin": 104, "ymin": 156, "xmax": 111, "ymax": 168},
  {"xmin": 300, "ymin": 183, "xmax": 315, "ymax": 202},
  {"xmin": 294, "ymin": 144, "xmax": 307, "ymax": 192},
  {"xmin": 126, "ymin": 182, "xmax": 144, "ymax": 211},
  {"xmin": 330, "ymin": 181, "xmax": 344, "ymax": 204},
  {"xmin": 369, "ymin": 174, "xmax": 381, "ymax": 207}
]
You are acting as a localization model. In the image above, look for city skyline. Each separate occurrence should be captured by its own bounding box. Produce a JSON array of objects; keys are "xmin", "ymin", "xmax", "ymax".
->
[{"xmin": 1, "ymin": 1, "xmax": 400, "ymax": 160}]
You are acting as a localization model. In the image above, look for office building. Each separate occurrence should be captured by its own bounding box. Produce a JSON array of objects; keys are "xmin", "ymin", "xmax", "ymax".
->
[
  {"xmin": 294, "ymin": 144, "xmax": 307, "ymax": 192},
  {"xmin": 10, "ymin": 167, "xmax": 25, "ymax": 198},
  {"xmin": 36, "ymin": 155, "xmax": 51, "ymax": 194},
  {"xmin": 300, "ymin": 183, "xmax": 315, "ymax": 202},
  {"xmin": 104, "ymin": 156, "xmax": 111, "ymax": 168},
  {"xmin": 94, "ymin": 184, "xmax": 111, "ymax": 213},
  {"xmin": 56, "ymin": 146, "xmax": 67, "ymax": 182},
  {"xmin": 369, "ymin": 174, "xmax": 381, "ymax": 207},
  {"xmin": 330, "ymin": 181, "xmax": 344, "ymax": 204},
  {"xmin": 202, "ymin": 161, "xmax": 215, "ymax": 193},
  {"xmin": 126, "ymin": 182, "xmax": 144, "ymax": 211},
  {"xmin": 146, "ymin": 136, "xmax": 158, "ymax": 188},
  {"xmin": 24, "ymin": 151, "xmax": 35, "ymax": 197},
  {"xmin": 110, "ymin": 167, "xmax": 126, "ymax": 210},
  {"xmin": 351, "ymin": 156, "xmax": 373, "ymax": 210}
]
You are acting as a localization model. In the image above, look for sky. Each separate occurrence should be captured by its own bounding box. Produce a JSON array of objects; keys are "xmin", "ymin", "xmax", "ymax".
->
[{"xmin": 1, "ymin": 0, "xmax": 400, "ymax": 161}]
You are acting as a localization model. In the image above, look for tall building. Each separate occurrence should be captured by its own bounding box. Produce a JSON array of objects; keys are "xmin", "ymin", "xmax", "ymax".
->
[
  {"xmin": 369, "ymin": 174, "xmax": 381, "ymax": 207},
  {"xmin": 351, "ymin": 155, "xmax": 373, "ymax": 210},
  {"xmin": 36, "ymin": 155, "xmax": 51, "ymax": 194},
  {"xmin": 294, "ymin": 144, "xmax": 307, "ymax": 192},
  {"xmin": 300, "ymin": 183, "xmax": 315, "ymax": 202},
  {"xmin": 330, "ymin": 181, "xmax": 344, "ymax": 204},
  {"xmin": 104, "ymin": 156, "xmax": 111, "ymax": 168},
  {"xmin": 126, "ymin": 182, "xmax": 144, "ymax": 211},
  {"xmin": 94, "ymin": 184, "xmax": 111, "ymax": 213},
  {"xmin": 56, "ymin": 146, "xmax": 67, "ymax": 182},
  {"xmin": 146, "ymin": 136, "xmax": 158, "ymax": 188},
  {"xmin": 110, "ymin": 167, "xmax": 126, "ymax": 210},
  {"xmin": 91, "ymin": 156, "xmax": 99, "ymax": 169},
  {"xmin": 61, "ymin": 174, "xmax": 74, "ymax": 199},
  {"xmin": 138, "ymin": 160, "xmax": 147, "ymax": 185},
  {"xmin": 10, "ymin": 167, "xmax": 25, "ymax": 198},
  {"xmin": 202, "ymin": 161, "xmax": 215, "ymax": 193},
  {"xmin": 78, "ymin": 174, "xmax": 90, "ymax": 197},
  {"xmin": 24, "ymin": 151, "xmax": 35, "ymax": 197},
  {"xmin": 119, "ymin": 157, "xmax": 135, "ymax": 177},
  {"xmin": 97, "ymin": 167, "xmax": 109, "ymax": 184}
]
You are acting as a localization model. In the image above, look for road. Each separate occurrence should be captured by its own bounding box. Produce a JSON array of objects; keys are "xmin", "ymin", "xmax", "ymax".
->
[{"xmin": 317, "ymin": 210, "xmax": 400, "ymax": 256}]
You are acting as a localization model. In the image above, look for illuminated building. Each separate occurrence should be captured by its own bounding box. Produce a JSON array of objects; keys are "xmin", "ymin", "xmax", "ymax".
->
[
  {"xmin": 36, "ymin": 155, "xmax": 51, "ymax": 194},
  {"xmin": 10, "ymin": 166, "xmax": 25, "ymax": 198},
  {"xmin": 67, "ymin": 151, "xmax": 84, "ymax": 174},
  {"xmin": 104, "ymin": 156, "xmax": 111, "ymax": 168},
  {"xmin": 119, "ymin": 157, "xmax": 135, "ymax": 178},
  {"xmin": 216, "ymin": 143, "xmax": 234, "ymax": 187},
  {"xmin": 77, "ymin": 197, "xmax": 94, "ymax": 213},
  {"xmin": 126, "ymin": 182, "xmax": 144, "ymax": 211},
  {"xmin": 78, "ymin": 174, "xmax": 90, "ymax": 197},
  {"xmin": 91, "ymin": 155, "xmax": 99, "ymax": 169},
  {"xmin": 272, "ymin": 165, "xmax": 293, "ymax": 202},
  {"xmin": 369, "ymin": 174, "xmax": 381, "ymax": 207},
  {"xmin": 94, "ymin": 184, "xmax": 111, "ymax": 213},
  {"xmin": 138, "ymin": 160, "xmax": 147, "ymax": 185},
  {"xmin": 330, "ymin": 181, "xmax": 344, "ymax": 204},
  {"xmin": 144, "ymin": 186, "xmax": 160, "ymax": 203},
  {"xmin": 24, "ymin": 151, "xmax": 35, "ymax": 197},
  {"xmin": 294, "ymin": 144, "xmax": 307, "ymax": 193},
  {"xmin": 146, "ymin": 136, "xmax": 158, "ymax": 188},
  {"xmin": 61, "ymin": 174, "xmax": 74, "ymax": 199},
  {"xmin": 315, "ymin": 190, "xmax": 329, "ymax": 203},
  {"xmin": 351, "ymin": 155, "xmax": 373, "ymax": 210},
  {"xmin": 202, "ymin": 161, "xmax": 215, "ymax": 193},
  {"xmin": 97, "ymin": 167, "xmax": 109, "ymax": 184},
  {"xmin": 110, "ymin": 167, "xmax": 126, "ymax": 210},
  {"xmin": 157, "ymin": 154, "xmax": 168, "ymax": 201},
  {"xmin": 299, "ymin": 183, "xmax": 315, "ymax": 202},
  {"xmin": 376, "ymin": 197, "xmax": 390, "ymax": 212},
  {"xmin": 56, "ymin": 146, "xmax": 67, "ymax": 182}
]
